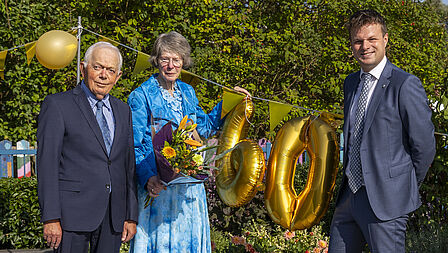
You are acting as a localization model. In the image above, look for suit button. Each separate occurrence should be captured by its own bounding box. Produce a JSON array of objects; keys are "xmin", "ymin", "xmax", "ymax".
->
[
  {"xmin": 106, "ymin": 184, "xmax": 110, "ymax": 189},
  {"xmin": 108, "ymin": 160, "xmax": 111, "ymax": 165}
]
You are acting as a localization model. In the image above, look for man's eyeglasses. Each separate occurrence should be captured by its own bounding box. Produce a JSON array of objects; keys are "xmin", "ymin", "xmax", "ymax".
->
[{"xmin": 159, "ymin": 57, "xmax": 182, "ymax": 68}]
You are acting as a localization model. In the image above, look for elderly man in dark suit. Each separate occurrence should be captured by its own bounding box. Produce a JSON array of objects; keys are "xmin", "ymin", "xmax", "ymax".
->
[
  {"xmin": 37, "ymin": 42, "xmax": 138, "ymax": 253},
  {"xmin": 329, "ymin": 10, "xmax": 436, "ymax": 252}
]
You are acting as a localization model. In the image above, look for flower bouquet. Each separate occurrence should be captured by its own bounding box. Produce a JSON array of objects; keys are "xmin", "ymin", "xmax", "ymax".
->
[{"xmin": 146, "ymin": 116, "xmax": 227, "ymax": 207}]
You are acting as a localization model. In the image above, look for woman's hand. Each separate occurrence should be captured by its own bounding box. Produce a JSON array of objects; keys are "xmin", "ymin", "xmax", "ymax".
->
[
  {"xmin": 233, "ymin": 86, "xmax": 251, "ymax": 97},
  {"xmin": 146, "ymin": 176, "xmax": 164, "ymax": 197}
]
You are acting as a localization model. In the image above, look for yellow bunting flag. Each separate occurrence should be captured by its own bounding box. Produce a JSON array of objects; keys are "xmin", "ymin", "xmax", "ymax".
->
[
  {"xmin": 181, "ymin": 69, "xmax": 201, "ymax": 87},
  {"xmin": 0, "ymin": 50, "xmax": 7, "ymax": 80},
  {"xmin": 132, "ymin": 52, "xmax": 151, "ymax": 76},
  {"xmin": 269, "ymin": 101, "xmax": 293, "ymax": 131},
  {"xmin": 221, "ymin": 87, "xmax": 245, "ymax": 118},
  {"xmin": 98, "ymin": 37, "xmax": 119, "ymax": 46},
  {"xmin": 25, "ymin": 41, "xmax": 36, "ymax": 65}
]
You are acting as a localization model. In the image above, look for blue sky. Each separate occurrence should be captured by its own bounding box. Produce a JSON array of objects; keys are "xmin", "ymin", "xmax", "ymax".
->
[{"xmin": 443, "ymin": 0, "xmax": 448, "ymax": 5}]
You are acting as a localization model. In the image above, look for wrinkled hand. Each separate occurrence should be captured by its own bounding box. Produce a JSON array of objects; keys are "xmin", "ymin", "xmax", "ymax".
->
[
  {"xmin": 146, "ymin": 175, "xmax": 164, "ymax": 197},
  {"xmin": 43, "ymin": 219, "xmax": 62, "ymax": 249},
  {"xmin": 121, "ymin": 220, "xmax": 137, "ymax": 242},
  {"xmin": 233, "ymin": 86, "xmax": 251, "ymax": 97}
]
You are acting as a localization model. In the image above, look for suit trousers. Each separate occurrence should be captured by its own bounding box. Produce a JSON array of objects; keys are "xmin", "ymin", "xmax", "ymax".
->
[
  {"xmin": 329, "ymin": 183, "xmax": 408, "ymax": 253},
  {"xmin": 55, "ymin": 198, "xmax": 122, "ymax": 253}
]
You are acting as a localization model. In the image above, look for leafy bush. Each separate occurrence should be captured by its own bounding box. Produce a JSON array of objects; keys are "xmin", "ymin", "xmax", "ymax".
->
[
  {"xmin": 0, "ymin": 177, "xmax": 44, "ymax": 249},
  {"xmin": 206, "ymin": 162, "xmax": 337, "ymax": 252}
]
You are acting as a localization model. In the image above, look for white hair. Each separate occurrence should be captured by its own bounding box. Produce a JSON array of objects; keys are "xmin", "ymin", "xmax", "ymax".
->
[{"xmin": 83, "ymin": 42, "xmax": 123, "ymax": 71}]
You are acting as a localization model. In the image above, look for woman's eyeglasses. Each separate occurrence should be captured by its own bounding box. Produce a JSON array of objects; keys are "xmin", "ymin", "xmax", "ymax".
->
[{"xmin": 159, "ymin": 57, "xmax": 182, "ymax": 68}]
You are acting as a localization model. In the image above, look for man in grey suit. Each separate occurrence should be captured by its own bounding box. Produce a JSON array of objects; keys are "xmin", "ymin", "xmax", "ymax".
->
[
  {"xmin": 329, "ymin": 10, "xmax": 435, "ymax": 252},
  {"xmin": 37, "ymin": 42, "xmax": 138, "ymax": 252}
]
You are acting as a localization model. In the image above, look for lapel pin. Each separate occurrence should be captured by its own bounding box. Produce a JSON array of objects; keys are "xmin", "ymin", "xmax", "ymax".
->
[{"xmin": 382, "ymin": 84, "xmax": 386, "ymax": 88}]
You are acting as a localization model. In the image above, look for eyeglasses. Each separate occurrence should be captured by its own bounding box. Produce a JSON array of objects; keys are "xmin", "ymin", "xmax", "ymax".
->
[{"xmin": 158, "ymin": 57, "xmax": 182, "ymax": 68}]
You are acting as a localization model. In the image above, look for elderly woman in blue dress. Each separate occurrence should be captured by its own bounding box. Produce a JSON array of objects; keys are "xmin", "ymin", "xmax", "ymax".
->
[{"xmin": 128, "ymin": 31, "xmax": 249, "ymax": 252}]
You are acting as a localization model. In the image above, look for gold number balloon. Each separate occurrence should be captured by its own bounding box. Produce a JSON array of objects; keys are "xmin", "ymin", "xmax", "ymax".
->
[
  {"xmin": 36, "ymin": 30, "xmax": 78, "ymax": 69},
  {"xmin": 215, "ymin": 98, "xmax": 266, "ymax": 207},
  {"xmin": 265, "ymin": 116, "xmax": 339, "ymax": 231}
]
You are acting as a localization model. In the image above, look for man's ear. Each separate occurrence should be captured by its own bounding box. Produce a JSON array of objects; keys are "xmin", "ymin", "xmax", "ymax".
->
[
  {"xmin": 114, "ymin": 70, "xmax": 123, "ymax": 83},
  {"xmin": 80, "ymin": 62, "xmax": 86, "ymax": 78}
]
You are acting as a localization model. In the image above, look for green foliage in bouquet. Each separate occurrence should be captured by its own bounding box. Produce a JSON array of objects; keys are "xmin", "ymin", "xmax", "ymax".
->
[{"xmin": 160, "ymin": 116, "xmax": 206, "ymax": 177}]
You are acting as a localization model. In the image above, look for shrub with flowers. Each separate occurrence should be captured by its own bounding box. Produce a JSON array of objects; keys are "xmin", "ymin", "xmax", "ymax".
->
[{"xmin": 207, "ymin": 162, "xmax": 338, "ymax": 252}]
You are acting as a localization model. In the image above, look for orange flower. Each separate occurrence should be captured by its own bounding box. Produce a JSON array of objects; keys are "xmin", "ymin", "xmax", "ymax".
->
[
  {"xmin": 318, "ymin": 240, "xmax": 327, "ymax": 248},
  {"xmin": 162, "ymin": 146, "xmax": 176, "ymax": 159},
  {"xmin": 284, "ymin": 230, "xmax": 295, "ymax": 240},
  {"xmin": 178, "ymin": 116, "xmax": 188, "ymax": 130},
  {"xmin": 231, "ymin": 236, "xmax": 246, "ymax": 245},
  {"xmin": 184, "ymin": 139, "xmax": 202, "ymax": 147}
]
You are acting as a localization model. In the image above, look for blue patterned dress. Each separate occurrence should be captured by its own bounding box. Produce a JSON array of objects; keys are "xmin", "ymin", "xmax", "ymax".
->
[{"xmin": 128, "ymin": 74, "xmax": 223, "ymax": 253}]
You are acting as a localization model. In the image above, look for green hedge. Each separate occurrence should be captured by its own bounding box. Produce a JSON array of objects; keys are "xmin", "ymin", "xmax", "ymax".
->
[{"xmin": 0, "ymin": 177, "xmax": 44, "ymax": 249}]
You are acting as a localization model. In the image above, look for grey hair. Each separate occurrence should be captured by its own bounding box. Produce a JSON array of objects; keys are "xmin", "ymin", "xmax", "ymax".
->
[
  {"xmin": 83, "ymin": 42, "xmax": 123, "ymax": 71},
  {"xmin": 149, "ymin": 31, "xmax": 193, "ymax": 69}
]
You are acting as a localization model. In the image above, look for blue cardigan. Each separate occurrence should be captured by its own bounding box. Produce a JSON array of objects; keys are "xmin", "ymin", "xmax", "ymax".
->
[{"xmin": 128, "ymin": 74, "xmax": 223, "ymax": 187}]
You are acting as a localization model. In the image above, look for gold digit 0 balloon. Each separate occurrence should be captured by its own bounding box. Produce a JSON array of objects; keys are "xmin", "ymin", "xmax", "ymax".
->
[
  {"xmin": 265, "ymin": 116, "xmax": 339, "ymax": 231},
  {"xmin": 215, "ymin": 98, "xmax": 266, "ymax": 207},
  {"xmin": 36, "ymin": 30, "xmax": 78, "ymax": 69}
]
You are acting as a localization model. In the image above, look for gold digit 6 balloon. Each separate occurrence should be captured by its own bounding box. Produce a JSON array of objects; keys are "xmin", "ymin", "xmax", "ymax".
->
[
  {"xmin": 215, "ymin": 98, "xmax": 266, "ymax": 207},
  {"xmin": 36, "ymin": 30, "xmax": 78, "ymax": 69},
  {"xmin": 265, "ymin": 116, "xmax": 339, "ymax": 231}
]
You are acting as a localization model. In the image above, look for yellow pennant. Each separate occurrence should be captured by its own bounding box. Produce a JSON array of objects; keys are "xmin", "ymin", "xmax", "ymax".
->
[
  {"xmin": 269, "ymin": 101, "xmax": 293, "ymax": 131},
  {"xmin": 221, "ymin": 87, "xmax": 245, "ymax": 118},
  {"xmin": 98, "ymin": 37, "xmax": 119, "ymax": 46},
  {"xmin": 181, "ymin": 69, "xmax": 201, "ymax": 87},
  {"xmin": 132, "ymin": 51, "xmax": 151, "ymax": 76},
  {"xmin": 0, "ymin": 50, "xmax": 7, "ymax": 80},
  {"xmin": 25, "ymin": 41, "xmax": 37, "ymax": 65}
]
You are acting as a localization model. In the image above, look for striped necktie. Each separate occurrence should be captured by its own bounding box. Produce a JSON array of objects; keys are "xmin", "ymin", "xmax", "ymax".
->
[{"xmin": 96, "ymin": 100, "xmax": 112, "ymax": 155}]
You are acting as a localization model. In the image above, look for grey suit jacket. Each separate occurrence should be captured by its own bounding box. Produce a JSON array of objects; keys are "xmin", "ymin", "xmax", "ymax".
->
[
  {"xmin": 341, "ymin": 60, "xmax": 435, "ymax": 221},
  {"xmin": 37, "ymin": 84, "xmax": 138, "ymax": 232}
]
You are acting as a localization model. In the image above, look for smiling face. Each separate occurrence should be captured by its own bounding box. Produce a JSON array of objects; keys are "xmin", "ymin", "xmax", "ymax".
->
[
  {"xmin": 157, "ymin": 51, "xmax": 183, "ymax": 87},
  {"xmin": 351, "ymin": 23, "xmax": 388, "ymax": 72},
  {"xmin": 80, "ymin": 47, "xmax": 122, "ymax": 100}
]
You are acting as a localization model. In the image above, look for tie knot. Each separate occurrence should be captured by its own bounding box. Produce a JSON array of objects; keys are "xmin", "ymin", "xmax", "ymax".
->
[
  {"xmin": 362, "ymin": 73, "xmax": 373, "ymax": 82},
  {"xmin": 96, "ymin": 100, "xmax": 104, "ymax": 109}
]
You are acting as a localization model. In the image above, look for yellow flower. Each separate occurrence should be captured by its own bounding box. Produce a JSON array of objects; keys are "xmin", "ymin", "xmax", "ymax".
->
[
  {"xmin": 192, "ymin": 154, "xmax": 204, "ymax": 165},
  {"xmin": 162, "ymin": 146, "xmax": 176, "ymax": 159},
  {"xmin": 184, "ymin": 139, "xmax": 202, "ymax": 147}
]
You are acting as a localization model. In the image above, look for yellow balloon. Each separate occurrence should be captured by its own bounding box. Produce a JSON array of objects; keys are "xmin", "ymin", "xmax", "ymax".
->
[
  {"xmin": 36, "ymin": 30, "xmax": 78, "ymax": 69},
  {"xmin": 216, "ymin": 98, "xmax": 266, "ymax": 207},
  {"xmin": 265, "ymin": 116, "xmax": 339, "ymax": 231}
]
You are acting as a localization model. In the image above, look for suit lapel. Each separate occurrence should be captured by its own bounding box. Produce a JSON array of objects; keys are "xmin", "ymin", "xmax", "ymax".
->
[
  {"xmin": 343, "ymin": 72, "xmax": 361, "ymax": 153},
  {"xmin": 363, "ymin": 61, "xmax": 392, "ymax": 137},
  {"xmin": 73, "ymin": 85, "xmax": 108, "ymax": 156},
  {"xmin": 109, "ymin": 96, "xmax": 122, "ymax": 156}
]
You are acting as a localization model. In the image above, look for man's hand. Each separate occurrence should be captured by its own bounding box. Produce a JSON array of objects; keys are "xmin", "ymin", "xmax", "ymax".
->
[
  {"xmin": 121, "ymin": 220, "xmax": 137, "ymax": 242},
  {"xmin": 146, "ymin": 176, "xmax": 164, "ymax": 198},
  {"xmin": 43, "ymin": 219, "xmax": 62, "ymax": 249}
]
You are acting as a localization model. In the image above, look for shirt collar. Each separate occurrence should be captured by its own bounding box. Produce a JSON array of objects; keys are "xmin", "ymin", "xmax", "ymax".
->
[
  {"xmin": 81, "ymin": 80, "xmax": 111, "ymax": 109},
  {"xmin": 360, "ymin": 56, "xmax": 387, "ymax": 80}
]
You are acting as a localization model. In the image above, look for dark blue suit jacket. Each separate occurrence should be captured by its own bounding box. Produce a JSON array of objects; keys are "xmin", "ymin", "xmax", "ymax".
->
[
  {"xmin": 37, "ymin": 85, "xmax": 138, "ymax": 232},
  {"xmin": 341, "ymin": 60, "xmax": 435, "ymax": 221}
]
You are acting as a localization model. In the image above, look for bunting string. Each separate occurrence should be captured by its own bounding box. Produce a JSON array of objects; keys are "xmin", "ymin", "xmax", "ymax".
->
[{"xmin": 1, "ymin": 27, "xmax": 448, "ymax": 138}]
